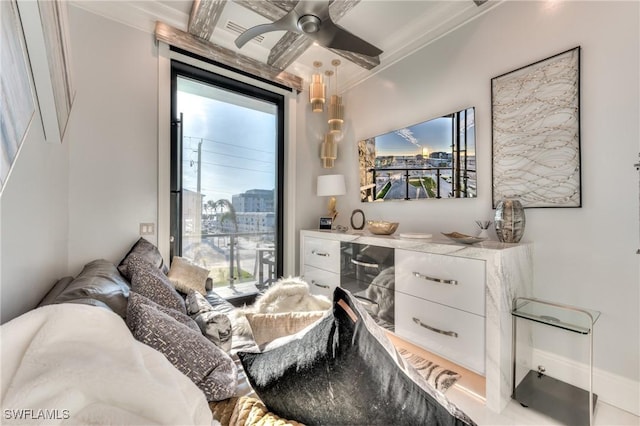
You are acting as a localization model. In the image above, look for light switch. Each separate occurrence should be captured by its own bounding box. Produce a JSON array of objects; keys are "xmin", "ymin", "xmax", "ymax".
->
[{"xmin": 139, "ymin": 223, "xmax": 155, "ymax": 235}]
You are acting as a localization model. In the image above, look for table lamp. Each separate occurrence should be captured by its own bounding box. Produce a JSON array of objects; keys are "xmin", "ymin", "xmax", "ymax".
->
[{"xmin": 317, "ymin": 174, "xmax": 346, "ymax": 221}]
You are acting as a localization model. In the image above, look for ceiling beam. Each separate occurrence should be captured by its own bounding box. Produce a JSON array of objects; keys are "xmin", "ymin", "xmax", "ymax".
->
[
  {"xmin": 188, "ymin": 0, "xmax": 226, "ymax": 40},
  {"xmin": 236, "ymin": 0, "xmax": 380, "ymax": 71},
  {"xmin": 233, "ymin": 0, "xmax": 293, "ymax": 21},
  {"xmin": 155, "ymin": 21, "xmax": 303, "ymax": 92}
]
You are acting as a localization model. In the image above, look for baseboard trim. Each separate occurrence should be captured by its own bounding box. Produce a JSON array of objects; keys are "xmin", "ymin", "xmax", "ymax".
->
[{"xmin": 531, "ymin": 349, "xmax": 639, "ymax": 416}]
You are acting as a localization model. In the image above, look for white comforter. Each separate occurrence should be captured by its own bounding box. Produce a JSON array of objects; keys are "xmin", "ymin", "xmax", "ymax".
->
[{"xmin": 1, "ymin": 304, "xmax": 213, "ymax": 425}]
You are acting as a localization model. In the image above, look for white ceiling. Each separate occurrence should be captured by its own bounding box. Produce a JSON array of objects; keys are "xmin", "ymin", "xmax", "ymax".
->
[{"xmin": 70, "ymin": 0, "xmax": 501, "ymax": 92}]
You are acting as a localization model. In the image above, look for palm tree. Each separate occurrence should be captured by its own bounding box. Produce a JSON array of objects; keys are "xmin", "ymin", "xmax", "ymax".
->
[
  {"xmin": 214, "ymin": 199, "xmax": 241, "ymax": 284},
  {"xmin": 206, "ymin": 199, "xmax": 216, "ymax": 218}
]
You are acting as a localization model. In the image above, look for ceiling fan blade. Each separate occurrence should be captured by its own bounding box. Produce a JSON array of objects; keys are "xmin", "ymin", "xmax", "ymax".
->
[
  {"xmin": 315, "ymin": 21, "xmax": 383, "ymax": 57},
  {"xmin": 235, "ymin": 23, "xmax": 277, "ymax": 48},
  {"xmin": 235, "ymin": 12, "xmax": 298, "ymax": 49}
]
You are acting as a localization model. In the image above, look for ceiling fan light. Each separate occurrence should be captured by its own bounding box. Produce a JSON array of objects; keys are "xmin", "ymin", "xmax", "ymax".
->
[
  {"xmin": 328, "ymin": 94, "xmax": 344, "ymax": 134},
  {"xmin": 297, "ymin": 15, "xmax": 321, "ymax": 34}
]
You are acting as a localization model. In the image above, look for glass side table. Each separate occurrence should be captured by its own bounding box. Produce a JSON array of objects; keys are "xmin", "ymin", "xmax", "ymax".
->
[{"xmin": 511, "ymin": 297, "xmax": 601, "ymax": 426}]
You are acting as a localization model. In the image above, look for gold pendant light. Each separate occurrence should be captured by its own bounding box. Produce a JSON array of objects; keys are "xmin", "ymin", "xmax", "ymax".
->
[
  {"xmin": 320, "ymin": 132, "xmax": 337, "ymax": 169},
  {"xmin": 309, "ymin": 61, "xmax": 325, "ymax": 112},
  {"xmin": 327, "ymin": 59, "xmax": 344, "ymax": 135}
]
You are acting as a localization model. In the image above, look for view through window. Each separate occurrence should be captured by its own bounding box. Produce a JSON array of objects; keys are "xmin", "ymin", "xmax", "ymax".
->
[{"xmin": 171, "ymin": 61, "xmax": 284, "ymax": 295}]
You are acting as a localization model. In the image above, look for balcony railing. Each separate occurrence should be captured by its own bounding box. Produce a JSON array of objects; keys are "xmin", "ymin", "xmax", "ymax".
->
[
  {"xmin": 182, "ymin": 231, "xmax": 276, "ymax": 291},
  {"xmin": 367, "ymin": 166, "xmax": 476, "ymax": 201}
]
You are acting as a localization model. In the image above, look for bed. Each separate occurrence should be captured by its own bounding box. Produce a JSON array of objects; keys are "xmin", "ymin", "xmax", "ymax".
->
[{"xmin": 0, "ymin": 238, "xmax": 476, "ymax": 426}]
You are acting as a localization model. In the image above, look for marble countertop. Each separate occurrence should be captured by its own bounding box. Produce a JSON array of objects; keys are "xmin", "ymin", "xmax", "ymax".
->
[{"xmin": 301, "ymin": 229, "xmax": 531, "ymax": 260}]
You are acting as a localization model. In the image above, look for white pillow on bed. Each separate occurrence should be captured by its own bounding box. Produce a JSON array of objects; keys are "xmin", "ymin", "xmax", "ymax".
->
[{"xmin": 1, "ymin": 304, "xmax": 213, "ymax": 425}]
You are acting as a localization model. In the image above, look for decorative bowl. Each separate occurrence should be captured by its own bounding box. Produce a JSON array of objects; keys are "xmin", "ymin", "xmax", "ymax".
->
[
  {"xmin": 442, "ymin": 232, "xmax": 487, "ymax": 245},
  {"xmin": 367, "ymin": 220, "xmax": 399, "ymax": 235}
]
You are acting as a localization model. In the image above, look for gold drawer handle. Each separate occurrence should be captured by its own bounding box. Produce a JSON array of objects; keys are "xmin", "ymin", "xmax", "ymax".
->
[
  {"xmin": 311, "ymin": 280, "xmax": 329, "ymax": 289},
  {"xmin": 311, "ymin": 250, "xmax": 329, "ymax": 257},
  {"xmin": 413, "ymin": 317, "xmax": 458, "ymax": 338},
  {"xmin": 413, "ymin": 272, "xmax": 458, "ymax": 285}
]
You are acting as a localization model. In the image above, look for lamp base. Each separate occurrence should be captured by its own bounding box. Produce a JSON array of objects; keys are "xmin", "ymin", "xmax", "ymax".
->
[{"xmin": 327, "ymin": 196, "xmax": 338, "ymax": 221}]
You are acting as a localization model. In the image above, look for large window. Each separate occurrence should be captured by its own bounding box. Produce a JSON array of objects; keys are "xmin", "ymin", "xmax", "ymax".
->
[{"xmin": 170, "ymin": 61, "xmax": 284, "ymax": 297}]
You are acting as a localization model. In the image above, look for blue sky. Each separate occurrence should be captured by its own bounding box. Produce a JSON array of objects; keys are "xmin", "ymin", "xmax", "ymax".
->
[
  {"xmin": 178, "ymin": 83, "xmax": 276, "ymax": 204},
  {"xmin": 375, "ymin": 109, "xmax": 475, "ymax": 157},
  {"xmin": 376, "ymin": 117, "xmax": 452, "ymax": 157}
]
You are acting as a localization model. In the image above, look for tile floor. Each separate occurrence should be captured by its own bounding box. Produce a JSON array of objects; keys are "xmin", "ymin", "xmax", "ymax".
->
[
  {"xmin": 388, "ymin": 333, "xmax": 639, "ymax": 425},
  {"xmin": 448, "ymin": 386, "xmax": 639, "ymax": 426}
]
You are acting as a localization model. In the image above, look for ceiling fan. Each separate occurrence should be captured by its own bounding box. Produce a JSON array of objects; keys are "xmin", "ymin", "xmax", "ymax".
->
[{"xmin": 234, "ymin": 0, "xmax": 383, "ymax": 57}]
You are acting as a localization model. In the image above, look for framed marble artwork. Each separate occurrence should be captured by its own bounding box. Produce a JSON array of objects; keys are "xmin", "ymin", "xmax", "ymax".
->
[
  {"xmin": 1, "ymin": 0, "xmax": 36, "ymax": 194},
  {"xmin": 491, "ymin": 47, "xmax": 581, "ymax": 208}
]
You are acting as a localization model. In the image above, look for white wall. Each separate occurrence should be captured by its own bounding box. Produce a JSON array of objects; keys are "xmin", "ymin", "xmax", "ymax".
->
[
  {"xmin": 66, "ymin": 6, "xmax": 159, "ymax": 273},
  {"xmin": 2, "ymin": 1, "xmax": 636, "ymax": 413},
  {"xmin": 0, "ymin": 111, "xmax": 69, "ymax": 324},
  {"xmin": 321, "ymin": 0, "xmax": 638, "ymax": 406}
]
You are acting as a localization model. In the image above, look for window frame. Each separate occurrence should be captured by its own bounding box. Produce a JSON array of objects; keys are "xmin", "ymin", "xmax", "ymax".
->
[{"xmin": 169, "ymin": 59, "xmax": 285, "ymax": 286}]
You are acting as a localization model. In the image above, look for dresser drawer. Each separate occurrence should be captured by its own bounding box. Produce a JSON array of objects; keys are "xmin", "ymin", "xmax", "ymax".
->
[
  {"xmin": 395, "ymin": 292, "xmax": 485, "ymax": 374},
  {"xmin": 341, "ymin": 243, "xmax": 394, "ymax": 284},
  {"xmin": 303, "ymin": 237, "xmax": 341, "ymax": 272},
  {"xmin": 302, "ymin": 265, "xmax": 340, "ymax": 299},
  {"xmin": 342, "ymin": 272, "xmax": 395, "ymax": 330},
  {"xmin": 396, "ymin": 249, "xmax": 485, "ymax": 316}
]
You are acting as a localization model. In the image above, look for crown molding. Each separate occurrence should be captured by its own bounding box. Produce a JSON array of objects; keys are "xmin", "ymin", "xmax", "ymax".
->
[{"xmin": 69, "ymin": 0, "xmax": 189, "ymax": 34}]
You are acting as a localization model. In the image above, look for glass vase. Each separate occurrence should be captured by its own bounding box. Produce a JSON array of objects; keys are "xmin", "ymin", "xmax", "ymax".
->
[{"xmin": 494, "ymin": 198, "xmax": 526, "ymax": 243}]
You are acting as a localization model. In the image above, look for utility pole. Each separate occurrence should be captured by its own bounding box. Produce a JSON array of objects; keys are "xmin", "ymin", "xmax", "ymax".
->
[{"xmin": 197, "ymin": 138, "xmax": 203, "ymax": 195}]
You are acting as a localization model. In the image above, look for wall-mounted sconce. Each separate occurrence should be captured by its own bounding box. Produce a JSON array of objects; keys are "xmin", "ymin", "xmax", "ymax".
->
[{"xmin": 309, "ymin": 61, "xmax": 325, "ymax": 112}]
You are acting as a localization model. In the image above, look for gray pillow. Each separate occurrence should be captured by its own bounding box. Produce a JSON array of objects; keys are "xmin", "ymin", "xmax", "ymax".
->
[
  {"xmin": 186, "ymin": 291, "xmax": 232, "ymax": 353},
  {"xmin": 44, "ymin": 259, "xmax": 130, "ymax": 317},
  {"xmin": 238, "ymin": 287, "xmax": 475, "ymax": 426},
  {"xmin": 128, "ymin": 291, "xmax": 200, "ymax": 333},
  {"xmin": 127, "ymin": 301, "xmax": 237, "ymax": 402},
  {"xmin": 118, "ymin": 238, "xmax": 169, "ymax": 280},
  {"xmin": 128, "ymin": 254, "xmax": 186, "ymax": 314}
]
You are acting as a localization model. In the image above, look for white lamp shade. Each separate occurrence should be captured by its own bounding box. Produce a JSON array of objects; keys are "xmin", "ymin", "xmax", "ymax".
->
[{"xmin": 317, "ymin": 174, "xmax": 346, "ymax": 197}]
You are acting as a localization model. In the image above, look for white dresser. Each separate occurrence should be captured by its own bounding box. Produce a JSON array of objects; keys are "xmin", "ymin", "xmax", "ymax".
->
[
  {"xmin": 301, "ymin": 236, "xmax": 341, "ymax": 298},
  {"xmin": 396, "ymin": 249, "xmax": 486, "ymax": 374},
  {"xmin": 300, "ymin": 229, "xmax": 533, "ymax": 413}
]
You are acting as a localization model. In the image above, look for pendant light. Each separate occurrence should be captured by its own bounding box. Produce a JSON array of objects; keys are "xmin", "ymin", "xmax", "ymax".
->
[
  {"xmin": 327, "ymin": 59, "xmax": 344, "ymax": 134},
  {"xmin": 320, "ymin": 132, "xmax": 337, "ymax": 168},
  {"xmin": 309, "ymin": 61, "xmax": 325, "ymax": 112}
]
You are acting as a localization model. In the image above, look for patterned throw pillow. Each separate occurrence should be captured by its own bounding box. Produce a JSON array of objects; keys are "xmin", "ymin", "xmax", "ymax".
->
[
  {"xmin": 128, "ymin": 291, "xmax": 199, "ymax": 333},
  {"xmin": 238, "ymin": 287, "xmax": 476, "ymax": 426},
  {"xmin": 128, "ymin": 254, "xmax": 186, "ymax": 314},
  {"xmin": 168, "ymin": 256, "xmax": 209, "ymax": 295},
  {"xmin": 186, "ymin": 291, "xmax": 232, "ymax": 353},
  {"xmin": 245, "ymin": 311, "xmax": 326, "ymax": 347},
  {"xmin": 118, "ymin": 237, "xmax": 169, "ymax": 280},
  {"xmin": 127, "ymin": 301, "xmax": 237, "ymax": 402}
]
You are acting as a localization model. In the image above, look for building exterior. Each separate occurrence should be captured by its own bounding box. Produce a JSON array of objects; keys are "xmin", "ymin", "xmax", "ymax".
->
[{"xmin": 232, "ymin": 189, "xmax": 274, "ymax": 213}]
